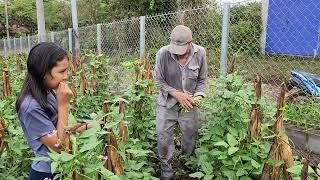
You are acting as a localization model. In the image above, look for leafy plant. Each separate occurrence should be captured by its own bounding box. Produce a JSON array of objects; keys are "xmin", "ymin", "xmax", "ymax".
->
[{"xmin": 187, "ymin": 74, "xmax": 272, "ymax": 179}]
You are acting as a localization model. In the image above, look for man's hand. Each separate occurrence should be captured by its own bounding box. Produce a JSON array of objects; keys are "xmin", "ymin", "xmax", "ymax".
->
[
  {"xmin": 170, "ymin": 91, "xmax": 193, "ymax": 111},
  {"xmin": 193, "ymin": 96, "xmax": 203, "ymax": 101}
]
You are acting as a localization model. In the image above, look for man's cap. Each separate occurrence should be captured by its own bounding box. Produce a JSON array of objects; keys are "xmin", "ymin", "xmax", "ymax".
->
[{"xmin": 168, "ymin": 25, "xmax": 192, "ymax": 55}]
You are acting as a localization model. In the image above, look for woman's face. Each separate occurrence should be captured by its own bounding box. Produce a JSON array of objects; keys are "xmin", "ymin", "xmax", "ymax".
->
[{"xmin": 44, "ymin": 57, "xmax": 69, "ymax": 90}]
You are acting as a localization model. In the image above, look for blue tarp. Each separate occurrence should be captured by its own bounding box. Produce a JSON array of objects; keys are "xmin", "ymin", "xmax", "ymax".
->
[{"xmin": 265, "ymin": 0, "xmax": 320, "ymax": 57}]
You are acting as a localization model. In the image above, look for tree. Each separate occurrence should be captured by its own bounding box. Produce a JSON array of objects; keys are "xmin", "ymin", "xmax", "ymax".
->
[{"xmin": 0, "ymin": 0, "xmax": 70, "ymax": 38}]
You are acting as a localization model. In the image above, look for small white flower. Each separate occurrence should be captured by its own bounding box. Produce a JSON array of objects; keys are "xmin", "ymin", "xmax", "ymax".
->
[
  {"xmin": 101, "ymin": 155, "xmax": 108, "ymax": 161},
  {"xmin": 54, "ymin": 143, "xmax": 60, "ymax": 148},
  {"xmin": 123, "ymin": 121, "xmax": 129, "ymax": 127}
]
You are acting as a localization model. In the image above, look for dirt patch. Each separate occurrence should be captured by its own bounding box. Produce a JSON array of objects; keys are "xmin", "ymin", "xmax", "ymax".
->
[{"xmin": 262, "ymin": 83, "xmax": 280, "ymax": 103}]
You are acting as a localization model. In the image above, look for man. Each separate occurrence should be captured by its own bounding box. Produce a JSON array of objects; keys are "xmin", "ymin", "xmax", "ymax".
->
[{"xmin": 154, "ymin": 25, "xmax": 208, "ymax": 179}]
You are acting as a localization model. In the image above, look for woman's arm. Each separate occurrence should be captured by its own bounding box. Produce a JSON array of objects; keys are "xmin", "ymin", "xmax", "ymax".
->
[{"xmin": 40, "ymin": 82, "xmax": 73, "ymax": 152}]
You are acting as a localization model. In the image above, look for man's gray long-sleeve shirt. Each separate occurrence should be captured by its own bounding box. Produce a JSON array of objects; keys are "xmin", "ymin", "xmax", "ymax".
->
[{"xmin": 154, "ymin": 43, "xmax": 208, "ymax": 109}]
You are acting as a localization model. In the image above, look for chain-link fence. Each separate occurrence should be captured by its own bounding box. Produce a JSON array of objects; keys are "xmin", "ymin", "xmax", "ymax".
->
[{"xmin": 0, "ymin": 0, "xmax": 319, "ymax": 99}]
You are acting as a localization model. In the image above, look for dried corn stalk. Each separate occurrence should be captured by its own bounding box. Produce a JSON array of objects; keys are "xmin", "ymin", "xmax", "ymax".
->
[
  {"xmin": 301, "ymin": 159, "xmax": 309, "ymax": 180},
  {"xmin": 0, "ymin": 120, "xmax": 8, "ymax": 154},
  {"xmin": 102, "ymin": 100, "xmax": 113, "ymax": 173},
  {"xmin": 261, "ymin": 83, "xmax": 294, "ymax": 180},
  {"xmin": 119, "ymin": 101, "xmax": 125, "ymax": 115},
  {"xmin": 63, "ymin": 125, "xmax": 78, "ymax": 180},
  {"xmin": 144, "ymin": 59, "xmax": 153, "ymax": 94},
  {"xmin": 80, "ymin": 64, "xmax": 87, "ymax": 96},
  {"xmin": 16, "ymin": 58, "xmax": 22, "ymax": 72},
  {"xmin": 250, "ymin": 74, "xmax": 262, "ymax": 139},
  {"xmin": 107, "ymin": 130, "xmax": 124, "ymax": 175},
  {"xmin": 102, "ymin": 101, "xmax": 124, "ymax": 175},
  {"xmin": 134, "ymin": 59, "xmax": 143, "ymax": 82},
  {"xmin": 90, "ymin": 65, "xmax": 97, "ymax": 96},
  {"xmin": 118, "ymin": 101, "xmax": 128, "ymax": 144},
  {"xmin": 228, "ymin": 56, "xmax": 236, "ymax": 74},
  {"xmin": 2, "ymin": 64, "xmax": 11, "ymax": 97}
]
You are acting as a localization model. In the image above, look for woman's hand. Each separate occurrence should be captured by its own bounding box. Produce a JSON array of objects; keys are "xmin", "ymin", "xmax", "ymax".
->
[{"xmin": 56, "ymin": 82, "xmax": 73, "ymax": 107}]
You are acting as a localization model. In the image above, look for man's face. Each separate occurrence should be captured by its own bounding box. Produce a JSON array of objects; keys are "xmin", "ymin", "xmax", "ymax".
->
[{"xmin": 179, "ymin": 42, "xmax": 192, "ymax": 57}]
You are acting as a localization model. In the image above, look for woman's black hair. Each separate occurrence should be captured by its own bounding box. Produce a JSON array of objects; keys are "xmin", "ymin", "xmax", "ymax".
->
[{"xmin": 16, "ymin": 42, "xmax": 68, "ymax": 116}]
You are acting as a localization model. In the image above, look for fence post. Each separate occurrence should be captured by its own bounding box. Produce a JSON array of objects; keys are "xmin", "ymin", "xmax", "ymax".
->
[
  {"xmin": 176, "ymin": 0, "xmax": 184, "ymax": 24},
  {"xmin": 71, "ymin": 0, "xmax": 80, "ymax": 62},
  {"xmin": 139, "ymin": 16, "xmax": 146, "ymax": 59},
  {"xmin": 20, "ymin": 37, "xmax": 23, "ymax": 53},
  {"xmin": 261, "ymin": 0, "xmax": 269, "ymax": 55},
  {"xmin": 28, "ymin": 35, "xmax": 31, "ymax": 52},
  {"xmin": 68, "ymin": 28, "xmax": 73, "ymax": 54},
  {"xmin": 219, "ymin": 2, "xmax": 231, "ymax": 77},
  {"xmin": 51, "ymin": 32, "xmax": 55, "ymax": 43},
  {"xmin": 97, "ymin": 24, "xmax": 102, "ymax": 55},
  {"xmin": 4, "ymin": 39, "xmax": 7, "ymax": 57},
  {"xmin": 13, "ymin": 38, "xmax": 16, "ymax": 54},
  {"xmin": 5, "ymin": 0, "xmax": 10, "ymax": 49},
  {"xmin": 36, "ymin": 0, "xmax": 46, "ymax": 42}
]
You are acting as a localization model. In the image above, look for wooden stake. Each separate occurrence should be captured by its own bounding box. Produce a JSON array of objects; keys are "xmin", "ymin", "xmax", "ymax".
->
[
  {"xmin": 250, "ymin": 74, "xmax": 262, "ymax": 139},
  {"xmin": 261, "ymin": 83, "xmax": 294, "ymax": 180}
]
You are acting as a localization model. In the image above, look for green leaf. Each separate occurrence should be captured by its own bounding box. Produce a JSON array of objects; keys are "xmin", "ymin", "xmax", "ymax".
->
[
  {"xmin": 265, "ymin": 159, "xmax": 284, "ymax": 167},
  {"xmin": 126, "ymin": 171, "xmax": 144, "ymax": 178},
  {"xmin": 31, "ymin": 156, "xmax": 51, "ymax": 162},
  {"xmin": 236, "ymin": 168, "xmax": 248, "ymax": 176},
  {"xmin": 204, "ymin": 175, "xmax": 215, "ymax": 180},
  {"xmin": 189, "ymin": 172, "xmax": 204, "ymax": 178},
  {"xmin": 210, "ymin": 150, "xmax": 223, "ymax": 156},
  {"xmin": 79, "ymin": 139, "xmax": 102, "ymax": 152},
  {"xmin": 239, "ymin": 176, "xmax": 252, "ymax": 180},
  {"xmin": 223, "ymin": 170, "xmax": 236, "ymax": 180},
  {"xmin": 287, "ymin": 165, "xmax": 303, "ymax": 175},
  {"xmin": 90, "ymin": 112, "xmax": 98, "ymax": 120},
  {"xmin": 223, "ymin": 90, "xmax": 234, "ymax": 98},
  {"xmin": 241, "ymin": 155, "xmax": 252, "ymax": 161},
  {"xmin": 48, "ymin": 151, "xmax": 60, "ymax": 161},
  {"xmin": 78, "ymin": 121, "xmax": 100, "ymax": 138},
  {"xmin": 227, "ymin": 133, "xmax": 238, "ymax": 147},
  {"xmin": 51, "ymin": 161, "xmax": 59, "ymax": 173},
  {"xmin": 228, "ymin": 147, "xmax": 239, "ymax": 155},
  {"xmin": 100, "ymin": 167, "xmax": 116, "ymax": 178},
  {"xmin": 214, "ymin": 141, "xmax": 229, "ymax": 148},
  {"xmin": 201, "ymin": 162, "xmax": 213, "ymax": 174},
  {"xmin": 68, "ymin": 113, "xmax": 77, "ymax": 124},
  {"xmin": 60, "ymin": 152, "xmax": 74, "ymax": 162},
  {"xmin": 130, "ymin": 162, "xmax": 146, "ymax": 171},
  {"xmin": 251, "ymin": 159, "xmax": 261, "ymax": 169},
  {"xmin": 218, "ymin": 154, "xmax": 228, "ymax": 160},
  {"xmin": 126, "ymin": 149, "xmax": 152, "ymax": 157}
]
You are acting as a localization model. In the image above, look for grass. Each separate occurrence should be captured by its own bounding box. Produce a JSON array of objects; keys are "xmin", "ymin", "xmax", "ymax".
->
[{"xmin": 284, "ymin": 99, "xmax": 320, "ymax": 133}]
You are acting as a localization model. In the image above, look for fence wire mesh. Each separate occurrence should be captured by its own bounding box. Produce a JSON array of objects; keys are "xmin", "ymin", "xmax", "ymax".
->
[{"xmin": 100, "ymin": 18, "xmax": 140, "ymax": 61}]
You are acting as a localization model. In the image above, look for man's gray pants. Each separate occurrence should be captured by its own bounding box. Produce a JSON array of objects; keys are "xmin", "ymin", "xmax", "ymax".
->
[{"xmin": 156, "ymin": 104, "xmax": 199, "ymax": 179}]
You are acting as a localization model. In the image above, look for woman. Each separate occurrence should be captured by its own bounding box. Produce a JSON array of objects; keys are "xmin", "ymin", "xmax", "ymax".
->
[{"xmin": 16, "ymin": 42, "xmax": 73, "ymax": 179}]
